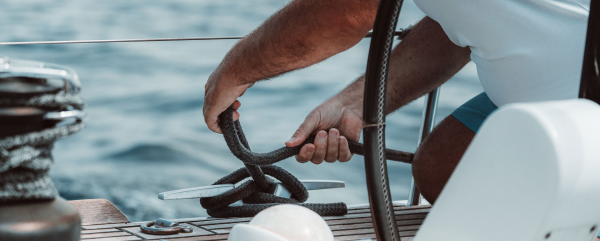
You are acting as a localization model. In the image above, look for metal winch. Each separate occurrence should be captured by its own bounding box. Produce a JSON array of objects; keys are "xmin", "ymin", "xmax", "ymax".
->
[{"xmin": 0, "ymin": 57, "xmax": 86, "ymax": 241}]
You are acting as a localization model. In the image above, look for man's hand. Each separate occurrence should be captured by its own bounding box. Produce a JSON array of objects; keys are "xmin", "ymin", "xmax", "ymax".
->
[
  {"xmin": 203, "ymin": 71, "xmax": 251, "ymax": 133},
  {"xmin": 285, "ymin": 97, "xmax": 363, "ymax": 164},
  {"xmin": 284, "ymin": 17, "xmax": 472, "ymax": 165},
  {"xmin": 202, "ymin": 0, "xmax": 379, "ymax": 133}
]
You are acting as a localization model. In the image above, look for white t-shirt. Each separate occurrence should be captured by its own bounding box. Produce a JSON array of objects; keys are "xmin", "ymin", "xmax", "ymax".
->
[{"xmin": 413, "ymin": 0, "xmax": 590, "ymax": 107}]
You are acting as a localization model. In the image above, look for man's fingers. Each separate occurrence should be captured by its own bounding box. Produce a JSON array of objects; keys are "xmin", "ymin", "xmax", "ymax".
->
[
  {"xmin": 205, "ymin": 99, "xmax": 240, "ymax": 132},
  {"xmin": 232, "ymin": 100, "xmax": 242, "ymax": 121},
  {"xmin": 286, "ymin": 113, "xmax": 319, "ymax": 147},
  {"xmin": 338, "ymin": 136, "xmax": 353, "ymax": 162},
  {"xmin": 233, "ymin": 110, "xmax": 240, "ymax": 121},
  {"xmin": 325, "ymin": 129, "xmax": 339, "ymax": 163},
  {"xmin": 205, "ymin": 114, "xmax": 223, "ymax": 134},
  {"xmin": 311, "ymin": 131, "xmax": 327, "ymax": 164},
  {"xmin": 295, "ymin": 144, "xmax": 315, "ymax": 163},
  {"xmin": 233, "ymin": 100, "xmax": 241, "ymax": 110},
  {"xmin": 204, "ymin": 107, "xmax": 224, "ymax": 134},
  {"xmin": 203, "ymin": 79, "xmax": 249, "ymax": 134},
  {"xmin": 203, "ymin": 89, "xmax": 222, "ymax": 134}
]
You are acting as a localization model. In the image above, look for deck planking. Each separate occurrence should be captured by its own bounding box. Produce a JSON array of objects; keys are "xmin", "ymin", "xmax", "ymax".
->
[{"xmin": 69, "ymin": 199, "xmax": 430, "ymax": 241}]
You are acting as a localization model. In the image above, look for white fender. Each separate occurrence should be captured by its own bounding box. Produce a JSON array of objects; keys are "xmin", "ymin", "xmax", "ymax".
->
[
  {"xmin": 414, "ymin": 99, "xmax": 600, "ymax": 241},
  {"xmin": 228, "ymin": 204, "xmax": 334, "ymax": 241}
]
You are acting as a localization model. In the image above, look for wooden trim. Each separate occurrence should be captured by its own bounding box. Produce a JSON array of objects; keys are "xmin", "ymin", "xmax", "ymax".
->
[
  {"xmin": 68, "ymin": 199, "xmax": 129, "ymax": 226},
  {"xmin": 75, "ymin": 200, "xmax": 431, "ymax": 240}
]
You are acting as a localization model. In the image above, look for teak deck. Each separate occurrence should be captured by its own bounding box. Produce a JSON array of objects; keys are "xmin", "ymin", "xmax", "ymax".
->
[{"xmin": 70, "ymin": 199, "xmax": 430, "ymax": 241}]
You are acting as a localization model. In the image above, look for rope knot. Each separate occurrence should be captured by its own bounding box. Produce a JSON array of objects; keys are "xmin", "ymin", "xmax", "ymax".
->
[{"xmin": 199, "ymin": 105, "xmax": 414, "ymax": 218}]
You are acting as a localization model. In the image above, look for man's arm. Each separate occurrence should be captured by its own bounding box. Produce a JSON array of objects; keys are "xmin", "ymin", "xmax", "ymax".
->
[
  {"xmin": 288, "ymin": 17, "xmax": 472, "ymax": 164},
  {"xmin": 204, "ymin": 0, "xmax": 380, "ymax": 133},
  {"xmin": 339, "ymin": 17, "xmax": 472, "ymax": 115}
]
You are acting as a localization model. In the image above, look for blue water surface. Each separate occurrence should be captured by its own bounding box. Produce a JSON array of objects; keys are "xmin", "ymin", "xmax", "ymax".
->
[{"xmin": 0, "ymin": 0, "xmax": 482, "ymax": 221}]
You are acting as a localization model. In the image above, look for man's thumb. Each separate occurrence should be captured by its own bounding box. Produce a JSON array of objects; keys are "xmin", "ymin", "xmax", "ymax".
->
[{"xmin": 285, "ymin": 116, "xmax": 318, "ymax": 147}]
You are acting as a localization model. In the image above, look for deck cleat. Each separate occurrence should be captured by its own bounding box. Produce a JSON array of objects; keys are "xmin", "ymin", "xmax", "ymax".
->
[{"xmin": 158, "ymin": 180, "xmax": 345, "ymax": 206}]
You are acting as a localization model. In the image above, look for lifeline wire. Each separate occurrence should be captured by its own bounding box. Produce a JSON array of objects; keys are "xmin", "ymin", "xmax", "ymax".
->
[
  {"xmin": 0, "ymin": 30, "xmax": 409, "ymax": 46},
  {"xmin": 0, "ymin": 36, "xmax": 245, "ymax": 46}
]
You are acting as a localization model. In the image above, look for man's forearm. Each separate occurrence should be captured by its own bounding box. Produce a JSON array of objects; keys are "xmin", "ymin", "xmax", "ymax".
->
[
  {"xmin": 338, "ymin": 17, "xmax": 472, "ymax": 116},
  {"xmin": 212, "ymin": 0, "xmax": 380, "ymax": 85}
]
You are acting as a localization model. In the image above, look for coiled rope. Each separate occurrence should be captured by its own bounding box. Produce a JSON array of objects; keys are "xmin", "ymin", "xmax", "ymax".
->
[
  {"xmin": 0, "ymin": 92, "xmax": 85, "ymax": 202},
  {"xmin": 200, "ymin": 106, "xmax": 413, "ymax": 218}
]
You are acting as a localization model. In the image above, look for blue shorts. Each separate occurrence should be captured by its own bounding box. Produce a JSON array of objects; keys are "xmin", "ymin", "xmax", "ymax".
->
[{"xmin": 451, "ymin": 92, "xmax": 498, "ymax": 133}]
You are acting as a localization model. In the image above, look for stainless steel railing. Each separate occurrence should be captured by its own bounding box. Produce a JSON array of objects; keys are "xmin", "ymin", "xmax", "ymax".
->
[{"xmin": 407, "ymin": 87, "xmax": 441, "ymax": 206}]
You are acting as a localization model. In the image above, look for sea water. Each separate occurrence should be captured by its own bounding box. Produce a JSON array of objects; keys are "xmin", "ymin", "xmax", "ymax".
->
[{"xmin": 0, "ymin": 0, "xmax": 482, "ymax": 221}]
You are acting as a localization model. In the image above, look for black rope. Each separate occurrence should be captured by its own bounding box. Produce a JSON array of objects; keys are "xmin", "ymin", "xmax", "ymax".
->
[
  {"xmin": 200, "ymin": 106, "xmax": 413, "ymax": 218},
  {"xmin": 220, "ymin": 106, "xmax": 413, "ymax": 166}
]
